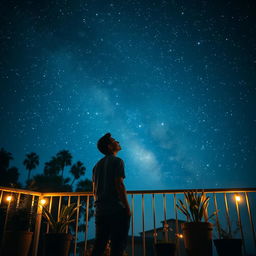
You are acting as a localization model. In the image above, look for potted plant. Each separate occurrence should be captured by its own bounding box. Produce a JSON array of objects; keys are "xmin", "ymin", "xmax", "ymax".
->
[
  {"xmin": 214, "ymin": 222, "xmax": 242, "ymax": 256},
  {"xmin": 42, "ymin": 203, "xmax": 79, "ymax": 256},
  {"xmin": 154, "ymin": 224, "xmax": 176, "ymax": 256},
  {"xmin": 176, "ymin": 191, "xmax": 216, "ymax": 256},
  {"xmin": 2, "ymin": 205, "xmax": 35, "ymax": 256}
]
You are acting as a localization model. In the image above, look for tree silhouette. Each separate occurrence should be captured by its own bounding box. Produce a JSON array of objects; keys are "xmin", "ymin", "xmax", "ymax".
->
[
  {"xmin": 44, "ymin": 156, "xmax": 62, "ymax": 176},
  {"xmin": 28, "ymin": 174, "xmax": 72, "ymax": 193},
  {"xmin": 56, "ymin": 150, "xmax": 72, "ymax": 178},
  {"xmin": 70, "ymin": 161, "xmax": 86, "ymax": 185},
  {"xmin": 0, "ymin": 147, "xmax": 13, "ymax": 170},
  {"xmin": 23, "ymin": 152, "xmax": 39, "ymax": 182},
  {"xmin": 0, "ymin": 148, "xmax": 20, "ymax": 187},
  {"xmin": 76, "ymin": 179, "xmax": 93, "ymax": 192}
]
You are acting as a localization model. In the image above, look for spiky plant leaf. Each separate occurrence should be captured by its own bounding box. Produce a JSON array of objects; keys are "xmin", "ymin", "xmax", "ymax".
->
[
  {"xmin": 42, "ymin": 203, "xmax": 80, "ymax": 233},
  {"xmin": 176, "ymin": 191, "xmax": 215, "ymax": 223}
]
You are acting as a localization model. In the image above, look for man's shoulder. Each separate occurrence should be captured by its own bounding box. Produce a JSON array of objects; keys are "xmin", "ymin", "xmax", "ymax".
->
[
  {"xmin": 94, "ymin": 157, "xmax": 106, "ymax": 168},
  {"xmin": 112, "ymin": 155, "xmax": 124, "ymax": 164}
]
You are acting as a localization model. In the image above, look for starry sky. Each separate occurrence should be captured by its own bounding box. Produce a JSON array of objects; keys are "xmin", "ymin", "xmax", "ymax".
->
[{"xmin": 0, "ymin": 0, "xmax": 255, "ymax": 190}]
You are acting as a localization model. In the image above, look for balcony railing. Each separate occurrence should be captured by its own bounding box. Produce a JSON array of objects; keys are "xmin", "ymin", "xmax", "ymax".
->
[{"xmin": 0, "ymin": 186, "xmax": 256, "ymax": 256}]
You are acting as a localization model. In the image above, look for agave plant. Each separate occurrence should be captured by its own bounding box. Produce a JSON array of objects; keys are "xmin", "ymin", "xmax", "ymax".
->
[
  {"xmin": 176, "ymin": 191, "xmax": 216, "ymax": 222},
  {"xmin": 42, "ymin": 203, "xmax": 79, "ymax": 233}
]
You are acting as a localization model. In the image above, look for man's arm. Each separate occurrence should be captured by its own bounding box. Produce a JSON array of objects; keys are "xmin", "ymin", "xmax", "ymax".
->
[{"xmin": 115, "ymin": 177, "xmax": 131, "ymax": 216}]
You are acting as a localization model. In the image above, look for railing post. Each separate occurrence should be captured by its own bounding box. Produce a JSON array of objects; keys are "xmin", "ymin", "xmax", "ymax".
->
[
  {"xmin": 46, "ymin": 196, "xmax": 53, "ymax": 233},
  {"xmin": 74, "ymin": 196, "xmax": 80, "ymax": 256},
  {"xmin": 0, "ymin": 195, "xmax": 12, "ymax": 255},
  {"xmin": 131, "ymin": 194, "xmax": 134, "ymax": 256},
  {"xmin": 245, "ymin": 192, "xmax": 256, "ymax": 253},
  {"xmin": 57, "ymin": 196, "xmax": 62, "ymax": 221},
  {"xmin": 152, "ymin": 194, "xmax": 157, "ymax": 244},
  {"xmin": 213, "ymin": 193, "xmax": 221, "ymax": 239},
  {"xmin": 163, "ymin": 194, "xmax": 168, "ymax": 242},
  {"xmin": 32, "ymin": 195, "xmax": 43, "ymax": 256},
  {"xmin": 16, "ymin": 193, "xmax": 21, "ymax": 208},
  {"xmin": 174, "ymin": 193, "xmax": 180, "ymax": 256},
  {"xmin": 84, "ymin": 195, "xmax": 90, "ymax": 256},
  {"xmin": 224, "ymin": 193, "xmax": 232, "ymax": 235},
  {"xmin": 142, "ymin": 194, "xmax": 146, "ymax": 256},
  {"xmin": 235, "ymin": 194, "xmax": 246, "ymax": 256},
  {"xmin": 0, "ymin": 190, "xmax": 3, "ymax": 204}
]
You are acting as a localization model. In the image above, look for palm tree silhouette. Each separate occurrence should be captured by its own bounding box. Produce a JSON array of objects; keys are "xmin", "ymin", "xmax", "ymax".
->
[
  {"xmin": 44, "ymin": 156, "xmax": 62, "ymax": 176},
  {"xmin": 70, "ymin": 161, "xmax": 86, "ymax": 185},
  {"xmin": 56, "ymin": 150, "xmax": 72, "ymax": 178},
  {"xmin": 23, "ymin": 152, "xmax": 39, "ymax": 182}
]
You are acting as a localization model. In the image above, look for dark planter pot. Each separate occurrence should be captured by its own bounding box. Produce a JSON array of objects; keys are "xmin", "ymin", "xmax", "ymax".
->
[
  {"xmin": 44, "ymin": 233, "xmax": 73, "ymax": 256},
  {"xmin": 2, "ymin": 231, "xmax": 33, "ymax": 256},
  {"xmin": 182, "ymin": 222, "xmax": 213, "ymax": 256},
  {"xmin": 154, "ymin": 242, "xmax": 176, "ymax": 256},
  {"xmin": 214, "ymin": 239, "xmax": 242, "ymax": 256}
]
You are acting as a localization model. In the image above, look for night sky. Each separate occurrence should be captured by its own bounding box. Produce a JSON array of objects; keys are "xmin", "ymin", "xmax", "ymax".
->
[{"xmin": 0, "ymin": 0, "xmax": 255, "ymax": 190}]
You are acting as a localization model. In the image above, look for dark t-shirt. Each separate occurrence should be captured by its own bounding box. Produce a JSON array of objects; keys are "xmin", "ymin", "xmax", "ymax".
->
[{"xmin": 92, "ymin": 154, "xmax": 125, "ymax": 216}]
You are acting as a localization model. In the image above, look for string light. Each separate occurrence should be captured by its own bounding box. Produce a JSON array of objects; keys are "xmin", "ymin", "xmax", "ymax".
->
[
  {"xmin": 235, "ymin": 195, "xmax": 241, "ymax": 202},
  {"xmin": 176, "ymin": 233, "xmax": 183, "ymax": 239},
  {"xmin": 6, "ymin": 196, "xmax": 12, "ymax": 202},
  {"xmin": 40, "ymin": 198, "xmax": 47, "ymax": 205}
]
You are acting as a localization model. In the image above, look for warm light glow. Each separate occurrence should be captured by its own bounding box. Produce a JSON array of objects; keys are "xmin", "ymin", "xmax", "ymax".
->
[
  {"xmin": 177, "ymin": 234, "xmax": 183, "ymax": 239},
  {"xmin": 235, "ymin": 195, "xmax": 241, "ymax": 202},
  {"xmin": 40, "ymin": 199, "xmax": 47, "ymax": 205},
  {"xmin": 6, "ymin": 196, "xmax": 12, "ymax": 202}
]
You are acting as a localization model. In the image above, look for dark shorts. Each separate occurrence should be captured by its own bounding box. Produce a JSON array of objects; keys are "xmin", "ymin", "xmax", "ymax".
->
[{"xmin": 92, "ymin": 208, "xmax": 131, "ymax": 256}]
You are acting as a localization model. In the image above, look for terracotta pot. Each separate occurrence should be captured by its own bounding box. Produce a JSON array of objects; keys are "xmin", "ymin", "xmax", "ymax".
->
[
  {"xmin": 182, "ymin": 222, "xmax": 213, "ymax": 256},
  {"xmin": 2, "ymin": 231, "xmax": 33, "ymax": 256},
  {"xmin": 214, "ymin": 239, "xmax": 242, "ymax": 256},
  {"xmin": 154, "ymin": 242, "xmax": 176, "ymax": 256},
  {"xmin": 44, "ymin": 233, "xmax": 73, "ymax": 256}
]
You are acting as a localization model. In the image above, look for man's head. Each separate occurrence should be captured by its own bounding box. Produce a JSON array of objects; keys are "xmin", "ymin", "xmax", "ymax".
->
[{"xmin": 97, "ymin": 133, "xmax": 121, "ymax": 155}]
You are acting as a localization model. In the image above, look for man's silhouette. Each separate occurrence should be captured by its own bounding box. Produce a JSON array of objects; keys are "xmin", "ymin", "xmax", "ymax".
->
[{"xmin": 92, "ymin": 133, "xmax": 131, "ymax": 256}]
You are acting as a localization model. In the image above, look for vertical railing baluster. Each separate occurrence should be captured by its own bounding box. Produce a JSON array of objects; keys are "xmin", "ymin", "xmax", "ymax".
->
[
  {"xmin": 152, "ymin": 194, "xmax": 157, "ymax": 244},
  {"xmin": 0, "ymin": 190, "xmax": 3, "ymax": 205},
  {"xmin": 203, "ymin": 192, "xmax": 208, "ymax": 222},
  {"xmin": 66, "ymin": 196, "xmax": 71, "ymax": 234},
  {"xmin": 32, "ymin": 195, "xmax": 43, "ymax": 256},
  {"xmin": 46, "ymin": 196, "xmax": 53, "ymax": 233},
  {"xmin": 1, "ymin": 193, "xmax": 12, "ymax": 254},
  {"xmin": 163, "ymin": 193, "xmax": 168, "ymax": 241},
  {"xmin": 174, "ymin": 193, "xmax": 180, "ymax": 256},
  {"xmin": 235, "ymin": 193, "xmax": 246, "ymax": 256},
  {"xmin": 16, "ymin": 193, "xmax": 21, "ymax": 208},
  {"xmin": 184, "ymin": 192, "xmax": 189, "ymax": 222},
  {"xmin": 213, "ymin": 193, "xmax": 221, "ymax": 239},
  {"xmin": 142, "ymin": 194, "xmax": 146, "ymax": 256},
  {"xmin": 224, "ymin": 193, "xmax": 232, "ymax": 235},
  {"xmin": 245, "ymin": 192, "xmax": 256, "ymax": 252},
  {"xmin": 84, "ymin": 195, "xmax": 90, "ymax": 256},
  {"xmin": 57, "ymin": 196, "xmax": 62, "ymax": 221},
  {"xmin": 74, "ymin": 196, "xmax": 80, "ymax": 256},
  {"xmin": 29, "ymin": 195, "xmax": 35, "ymax": 232},
  {"xmin": 132, "ymin": 194, "xmax": 135, "ymax": 256}
]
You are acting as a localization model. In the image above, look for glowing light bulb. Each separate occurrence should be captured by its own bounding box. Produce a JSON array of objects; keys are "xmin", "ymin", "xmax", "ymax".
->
[
  {"xmin": 177, "ymin": 234, "xmax": 183, "ymax": 239},
  {"xmin": 40, "ymin": 199, "xmax": 47, "ymax": 205},
  {"xmin": 235, "ymin": 195, "xmax": 241, "ymax": 202},
  {"xmin": 6, "ymin": 196, "xmax": 12, "ymax": 202}
]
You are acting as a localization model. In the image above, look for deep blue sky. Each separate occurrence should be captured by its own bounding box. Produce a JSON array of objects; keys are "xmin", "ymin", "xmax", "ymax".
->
[{"xmin": 0, "ymin": 0, "xmax": 255, "ymax": 190}]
